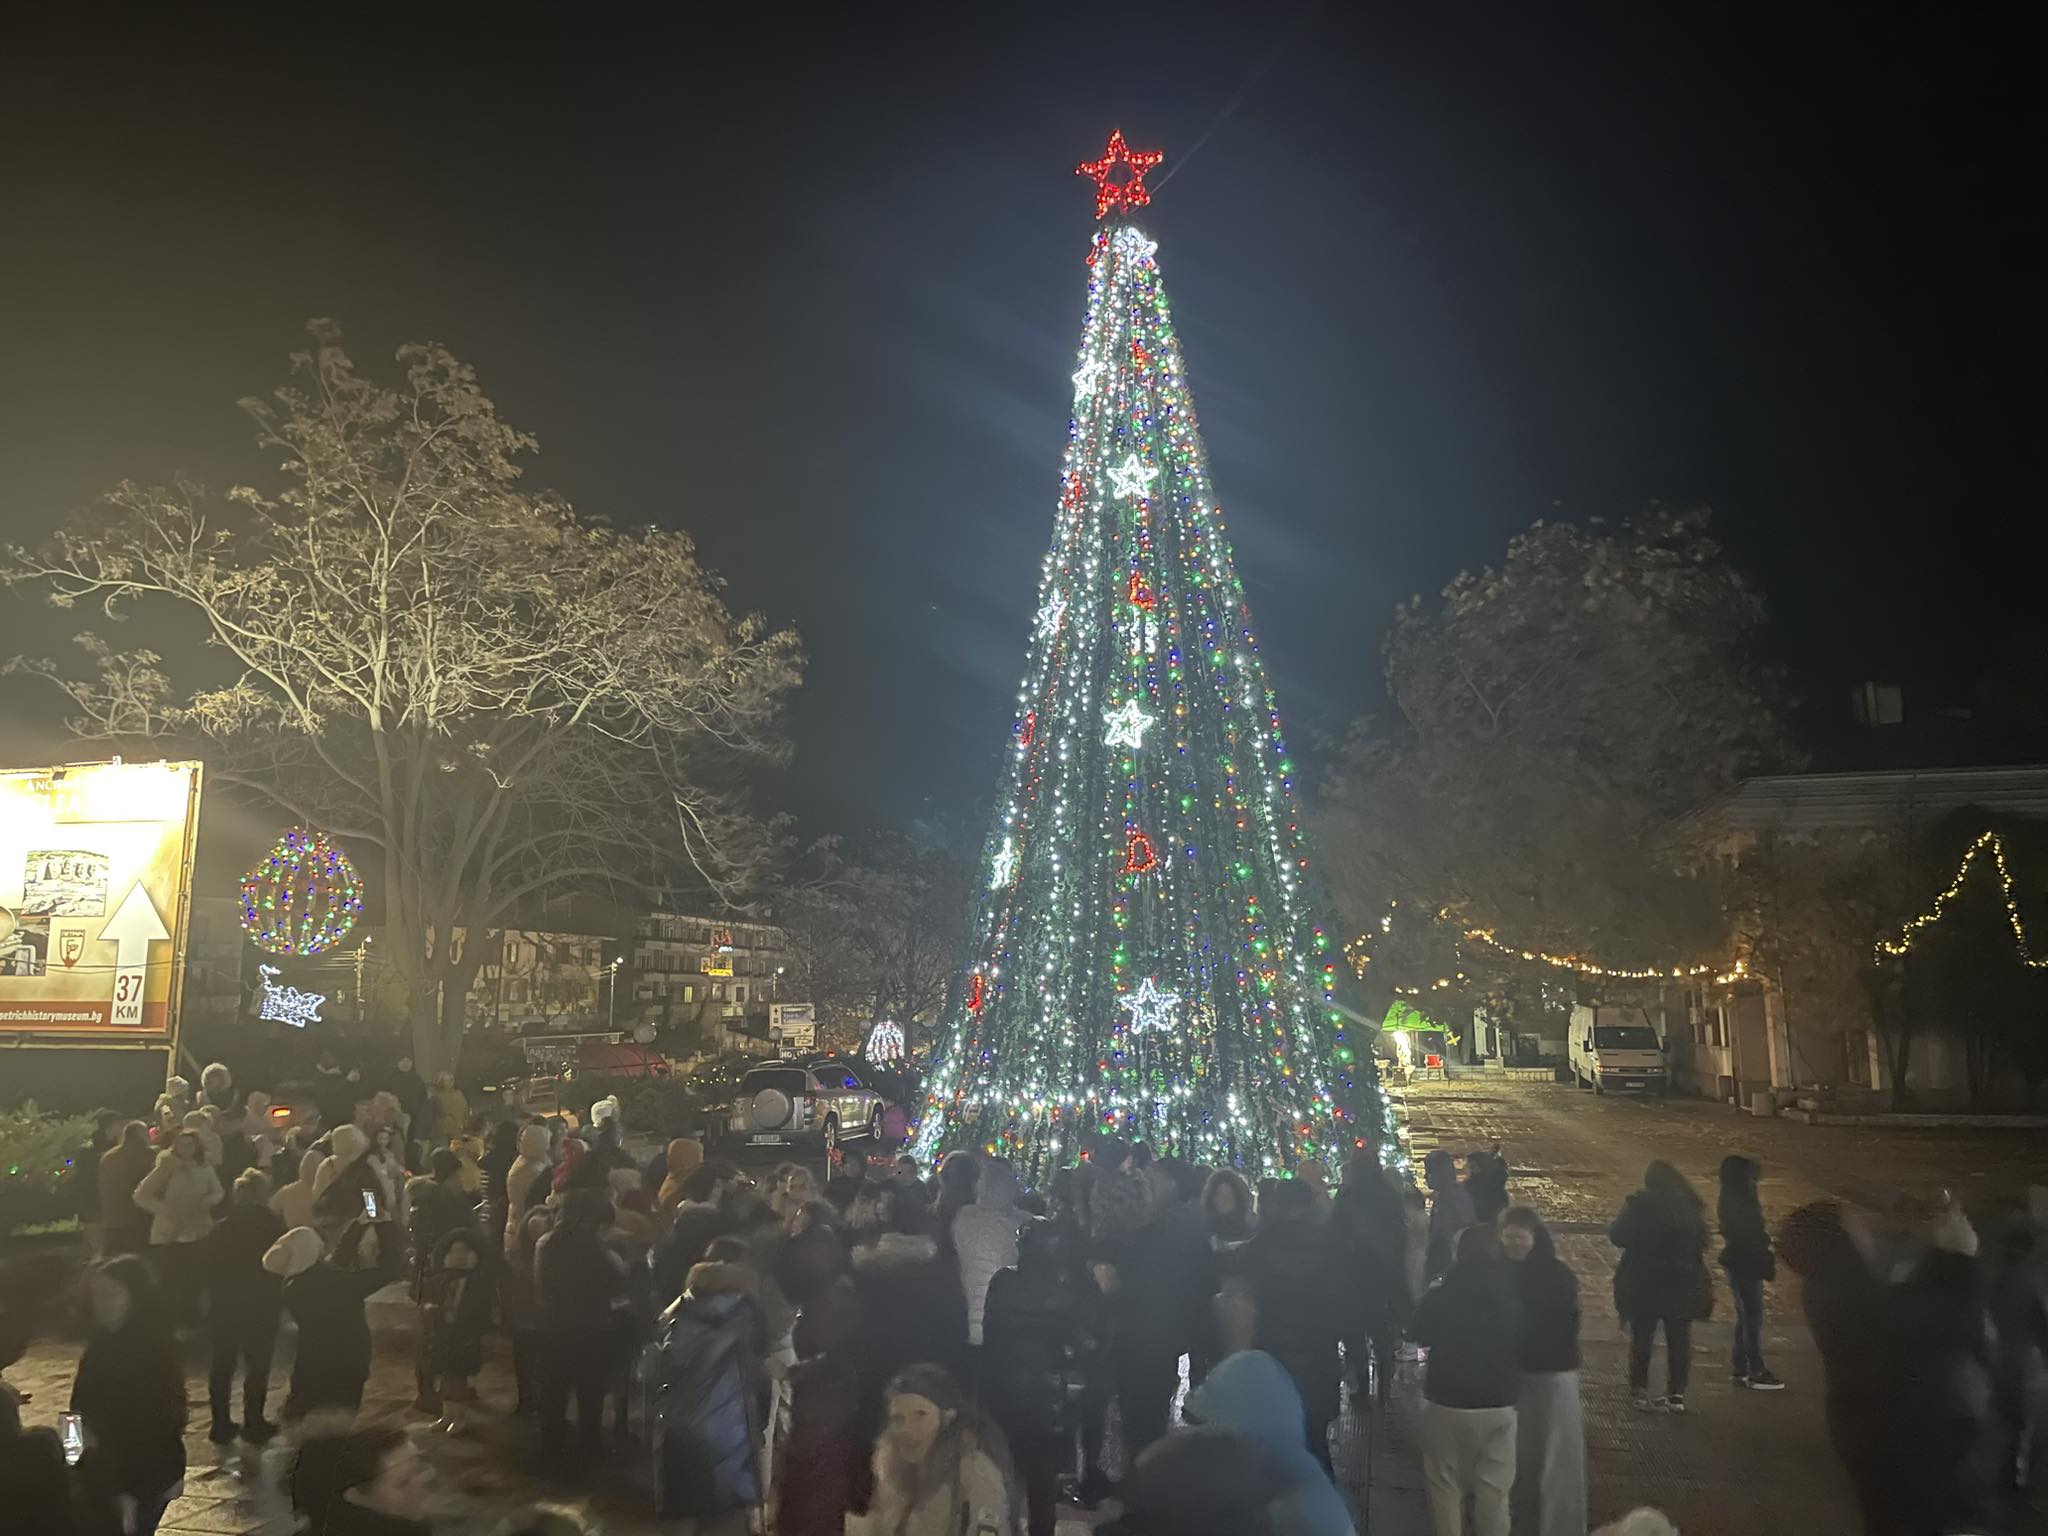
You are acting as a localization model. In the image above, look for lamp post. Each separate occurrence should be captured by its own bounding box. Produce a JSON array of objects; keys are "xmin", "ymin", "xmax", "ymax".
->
[{"xmin": 607, "ymin": 956, "xmax": 623, "ymax": 1033}]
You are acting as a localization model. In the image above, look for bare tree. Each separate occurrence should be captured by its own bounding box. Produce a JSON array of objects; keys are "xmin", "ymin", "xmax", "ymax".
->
[{"xmin": 4, "ymin": 323, "xmax": 801, "ymax": 1075}]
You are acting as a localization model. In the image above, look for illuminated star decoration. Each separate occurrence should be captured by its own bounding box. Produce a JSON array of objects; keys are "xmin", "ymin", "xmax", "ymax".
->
[
  {"xmin": 1113, "ymin": 227, "xmax": 1159, "ymax": 263},
  {"xmin": 1035, "ymin": 589, "xmax": 1068, "ymax": 639},
  {"xmin": 1075, "ymin": 129, "xmax": 1165, "ymax": 220},
  {"xmin": 1108, "ymin": 454, "xmax": 1158, "ymax": 499},
  {"xmin": 1102, "ymin": 697, "xmax": 1155, "ymax": 751},
  {"xmin": 989, "ymin": 836, "xmax": 1019, "ymax": 890},
  {"xmin": 1118, "ymin": 975, "xmax": 1182, "ymax": 1035},
  {"xmin": 1072, "ymin": 359, "xmax": 1107, "ymax": 399}
]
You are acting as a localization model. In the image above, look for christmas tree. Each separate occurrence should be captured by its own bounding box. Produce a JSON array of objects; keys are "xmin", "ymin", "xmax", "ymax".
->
[{"xmin": 916, "ymin": 133, "xmax": 1392, "ymax": 1178}]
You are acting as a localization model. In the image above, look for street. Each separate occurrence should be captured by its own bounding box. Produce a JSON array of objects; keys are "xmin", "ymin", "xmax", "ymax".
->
[{"xmin": 1396, "ymin": 1072, "xmax": 2048, "ymax": 1533}]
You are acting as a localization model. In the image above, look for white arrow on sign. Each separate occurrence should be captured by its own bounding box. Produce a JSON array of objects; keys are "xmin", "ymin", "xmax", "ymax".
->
[{"xmin": 98, "ymin": 883, "xmax": 169, "ymax": 1029}]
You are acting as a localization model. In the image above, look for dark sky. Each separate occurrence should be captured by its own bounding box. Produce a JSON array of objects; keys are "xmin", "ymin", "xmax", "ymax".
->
[{"xmin": 1, "ymin": 8, "xmax": 2037, "ymax": 842}]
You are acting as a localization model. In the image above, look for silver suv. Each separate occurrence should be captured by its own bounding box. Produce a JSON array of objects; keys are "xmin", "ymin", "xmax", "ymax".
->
[{"xmin": 727, "ymin": 1059, "xmax": 883, "ymax": 1151}]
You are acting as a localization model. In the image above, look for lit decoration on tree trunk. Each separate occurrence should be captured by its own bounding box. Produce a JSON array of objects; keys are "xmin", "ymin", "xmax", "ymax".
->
[
  {"xmin": 239, "ymin": 828, "xmax": 364, "ymax": 956},
  {"xmin": 255, "ymin": 964, "xmax": 325, "ymax": 1028},
  {"xmin": 916, "ymin": 138, "xmax": 1391, "ymax": 1176},
  {"xmin": 1075, "ymin": 129, "xmax": 1164, "ymax": 219},
  {"xmin": 865, "ymin": 1020, "xmax": 906, "ymax": 1065}
]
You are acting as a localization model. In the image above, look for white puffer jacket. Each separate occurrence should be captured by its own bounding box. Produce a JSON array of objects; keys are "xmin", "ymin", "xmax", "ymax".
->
[
  {"xmin": 132, "ymin": 1147, "xmax": 221, "ymax": 1245},
  {"xmin": 951, "ymin": 1161, "xmax": 1023, "ymax": 1345},
  {"xmin": 504, "ymin": 1122, "xmax": 553, "ymax": 1257}
]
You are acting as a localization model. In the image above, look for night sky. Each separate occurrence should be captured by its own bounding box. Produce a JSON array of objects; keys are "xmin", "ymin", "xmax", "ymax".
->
[{"xmin": 1, "ymin": 9, "xmax": 2036, "ymax": 845}]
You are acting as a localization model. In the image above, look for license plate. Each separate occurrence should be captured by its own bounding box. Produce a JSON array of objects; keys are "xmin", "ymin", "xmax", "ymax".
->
[{"xmin": 750, "ymin": 1133, "xmax": 786, "ymax": 1144}]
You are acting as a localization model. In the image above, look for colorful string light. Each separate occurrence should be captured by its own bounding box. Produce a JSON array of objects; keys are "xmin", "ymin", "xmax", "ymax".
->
[
  {"xmin": 914, "ymin": 147, "xmax": 1391, "ymax": 1176},
  {"xmin": 239, "ymin": 827, "xmax": 363, "ymax": 956}
]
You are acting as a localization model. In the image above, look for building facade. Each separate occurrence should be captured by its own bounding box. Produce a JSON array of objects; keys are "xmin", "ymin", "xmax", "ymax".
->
[{"xmin": 625, "ymin": 912, "xmax": 792, "ymax": 1057}]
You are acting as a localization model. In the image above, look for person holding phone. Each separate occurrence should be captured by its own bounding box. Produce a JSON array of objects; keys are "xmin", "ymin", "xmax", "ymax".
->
[{"xmin": 70, "ymin": 1256, "xmax": 187, "ymax": 1535}]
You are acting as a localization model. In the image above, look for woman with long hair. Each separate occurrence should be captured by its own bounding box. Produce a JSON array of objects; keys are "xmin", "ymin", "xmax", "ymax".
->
[
  {"xmin": 1499, "ymin": 1208, "xmax": 1585, "ymax": 1536},
  {"xmin": 848, "ymin": 1363, "xmax": 1018, "ymax": 1536},
  {"xmin": 1609, "ymin": 1160, "xmax": 1711, "ymax": 1413},
  {"xmin": 71, "ymin": 1255, "xmax": 188, "ymax": 1536}
]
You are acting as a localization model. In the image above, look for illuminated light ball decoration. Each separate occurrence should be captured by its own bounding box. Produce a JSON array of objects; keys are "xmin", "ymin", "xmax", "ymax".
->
[
  {"xmin": 913, "ymin": 132, "xmax": 1396, "ymax": 1180},
  {"xmin": 865, "ymin": 1021, "xmax": 907, "ymax": 1065},
  {"xmin": 239, "ymin": 827, "xmax": 364, "ymax": 955}
]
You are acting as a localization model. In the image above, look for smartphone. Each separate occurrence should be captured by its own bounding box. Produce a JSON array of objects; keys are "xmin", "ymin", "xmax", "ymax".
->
[
  {"xmin": 361, "ymin": 1188, "xmax": 380, "ymax": 1220},
  {"xmin": 60, "ymin": 1412, "xmax": 84, "ymax": 1466}
]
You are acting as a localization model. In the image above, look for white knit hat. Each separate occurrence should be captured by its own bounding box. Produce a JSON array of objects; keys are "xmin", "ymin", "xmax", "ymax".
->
[{"xmin": 262, "ymin": 1226, "xmax": 323, "ymax": 1279}]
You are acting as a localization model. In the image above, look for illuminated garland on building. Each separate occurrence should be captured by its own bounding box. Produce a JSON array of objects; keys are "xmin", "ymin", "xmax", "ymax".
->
[
  {"xmin": 915, "ymin": 133, "xmax": 1391, "ymax": 1178},
  {"xmin": 1874, "ymin": 830, "xmax": 2048, "ymax": 967},
  {"xmin": 239, "ymin": 827, "xmax": 364, "ymax": 956}
]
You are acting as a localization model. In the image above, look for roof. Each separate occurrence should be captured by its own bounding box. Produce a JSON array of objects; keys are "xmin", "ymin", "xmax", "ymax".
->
[{"xmin": 1673, "ymin": 764, "xmax": 2048, "ymax": 842}]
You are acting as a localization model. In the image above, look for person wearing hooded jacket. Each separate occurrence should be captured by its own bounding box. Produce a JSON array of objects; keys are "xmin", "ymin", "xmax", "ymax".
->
[
  {"xmin": 1500, "ymin": 1207, "xmax": 1585, "ymax": 1536},
  {"xmin": 953, "ymin": 1156, "xmax": 1024, "ymax": 1349},
  {"xmin": 133, "ymin": 1127, "xmax": 221, "ymax": 1323},
  {"xmin": 1716, "ymin": 1154, "xmax": 1783, "ymax": 1390},
  {"xmin": 1239, "ymin": 1176, "xmax": 1359, "ymax": 1473},
  {"xmin": 267, "ymin": 1218, "xmax": 401, "ymax": 1423},
  {"xmin": 1178, "ymin": 1348, "xmax": 1356, "ymax": 1536},
  {"xmin": 1412, "ymin": 1225, "xmax": 1522, "ymax": 1536},
  {"xmin": 648, "ymin": 1255, "xmax": 766, "ymax": 1530},
  {"xmin": 97, "ymin": 1120, "xmax": 156, "ymax": 1257},
  {"xmin": 1609, "ymin": 1160, "xmax": 1711, "ymax": 1413},
  {"xmin": 655, "ymin": 1137, "xmax": 705, "ymax": 1216},
  {"xmin": 313, "ymin": 1125, "xmax": 389, "ymax": 1242},
  {"xmin": 504, "ymin": 1122, "xmax": 554, "ymax": 1258},
  {"xmin": 272, "ymin": 1147, "xmax": 328, "ymax": 1233},
  {"xmin": 534, "ymin": 1188, "xmax": 631, "ymax": 1462}
]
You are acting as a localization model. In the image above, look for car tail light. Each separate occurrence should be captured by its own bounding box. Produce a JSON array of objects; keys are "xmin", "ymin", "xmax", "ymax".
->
[{"xmin": 269, "ymin": 1105, "xmax": 291, "ymax": 1120}]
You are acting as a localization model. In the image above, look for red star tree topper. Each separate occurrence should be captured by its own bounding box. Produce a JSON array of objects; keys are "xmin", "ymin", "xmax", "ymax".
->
[{"xmin": 1075, "ymin": 130, "xmax": 1164, "ymax": 219}]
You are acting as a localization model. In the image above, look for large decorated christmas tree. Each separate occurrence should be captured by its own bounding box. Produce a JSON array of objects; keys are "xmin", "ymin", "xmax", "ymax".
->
[{"xmin": 917, "ymin": 134, "xmax": 1391, "ymax": 1179}]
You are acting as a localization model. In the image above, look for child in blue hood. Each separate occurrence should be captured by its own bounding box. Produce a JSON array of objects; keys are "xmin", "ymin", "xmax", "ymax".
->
[{"xmin": 1181, "ymin": 1349, "xmax": 1357, "ymax": 1536}]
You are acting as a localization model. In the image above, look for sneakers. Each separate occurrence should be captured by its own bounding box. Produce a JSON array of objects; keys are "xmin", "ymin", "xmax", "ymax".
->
[
  {"xmin": 1631, "ymin": 1389, "xmax": 1658, "ymax": 1412},
  {"xmin": 1746, "ymin": 1370, "xmax": 1785, "ymax": 1391},
  {"xmin": 1663, "ymin": 1394, "xmax": 1688, "ymax": 1414}
]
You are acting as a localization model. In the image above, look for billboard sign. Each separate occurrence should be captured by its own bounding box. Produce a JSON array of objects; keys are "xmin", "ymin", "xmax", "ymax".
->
[{"xmin": 0, "ymin": 761, "xmax": 202, "ymax": 1038}]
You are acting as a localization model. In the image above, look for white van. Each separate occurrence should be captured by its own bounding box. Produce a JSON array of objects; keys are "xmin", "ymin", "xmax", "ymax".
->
[{"xmin": 1568, "ymin": 1005, "xmax": 1669, "ymax": 1094}]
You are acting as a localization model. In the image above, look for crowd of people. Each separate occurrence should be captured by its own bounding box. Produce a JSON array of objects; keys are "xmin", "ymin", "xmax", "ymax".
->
[{"xmin": 4, "ymin": 1051, "xmax": 2044, "ymax": 1536}]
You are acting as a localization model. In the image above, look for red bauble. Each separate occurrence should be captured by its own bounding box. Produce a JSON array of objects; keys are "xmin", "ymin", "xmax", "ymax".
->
[{"xmin": 1075, "ymin": 130, "xmax": 1164, "ymax": 220}]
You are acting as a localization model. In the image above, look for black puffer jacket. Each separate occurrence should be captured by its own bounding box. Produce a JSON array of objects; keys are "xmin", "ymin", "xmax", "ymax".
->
[
  {"xmin": 205, "ymin": 1200, "xmax": 286, "ymax": 1315},
  {"xmin": 283, "ymin": 1251, "xmax": 398, "ymax": 1415},
  {"xmin": 983, "ymin": 1230, "xmax": 1079, "ymax": 1439},
  {"xmin": 1610, "ymin": 1187, "xmax": 1712, "ymax": 1323},
  {"xmin": 1240, "ymin": 1213, "xmax": 1357, "ymax": 1425},
  {"xmin": 1412, "ymin": 1259, "xmax": 1523, "ymax": 1409},
  {"xmin": 1716, "ymin": 1156, "xmax": 1776, "ymax": 1281},
  {"xmin": 1508, "ymin": 1225, "xmax": 1581, "ymax": 1373},
  {"xmin": 649, "ymin": 1262, "xmax": 765, "ymax": 1518}
]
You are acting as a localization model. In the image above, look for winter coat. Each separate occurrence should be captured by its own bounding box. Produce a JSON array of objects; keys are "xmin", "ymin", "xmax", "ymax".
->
[
  {"xmin": 503, "ymin": 1124, "xmax": 553, "ymax": 1255},
  {"xmin": 534, "ymin": 1221, "xmax": 631, "ymax": 1343},
  {"xmin": 271, "ymin": 1149, "xmax": 326, "ymax": 1233},
  {"xmin": 96, "ymin": 1140, "xmax": 154, "ymax": 1245},
  {"xmin": 1240, "ymin": 1213, "xmax": 1358, "ymax": 1426},
  {"xmin": 313, "ymin": 1126, "xmax": 385, "ymax": 1225},
  {"xmin": 70, "ymin": 1319, "xmax": 186, "ymax": 1502},
  {"xmin": 132, "ymin": 1150, "xmax": 220, "ymax": 1246},
  {"xmin": 419, "ymin": 1234, "xmax": 494, "ymax": 1380},
  {"xmin": 447, "ymin": 1133, "xmax": 484, "ymax": 1194},
  {"xmin": 406, "ymin": 1177, "xmax": 475, "ymax": 1273},
  {"xmin": 1184, "ymin": 1350, "xmax": 1357, "ymax": 1536},
  {"xmin": 850, "ymin": 1233, "xmax": 969, "ymax": 1452},
  {"xmin": 952, "ymin": 1168, "xmax": 1023, "ymax": 1345},
  {"xmin": 652, "ymin": 1199, "xmax": 736, "ymax": 1306},
  {"xmin": 1507, "ymin": 1229, "xmax": 1581, "ymax": 1374},
  {"xmin": 655, "ymin": 1138, "xmax": 705, "ymax": 1215},
  {"xmin": 1412, "ymin": 1260, "xmax": 1523, "ymax": 1409},
  {"xmin": 1716, "ymin": 1156, "xmax": 1777, "ymax": 1281},
  {"xmin": 1610, "ymin": 1188, "xmax": 1713, "ymax": 1323},
  {"xmin": 430, "ymin": 1083, "xmax": 470, "ymax": 1143},
  {"xmin": 1087, "ymin": 1165, "xmax": 1153, "ymax": 1256},
  {"xmin": 982, "ymin": 1253, "xmax": 1077, "ymax": 1440},
  {"xmin": 649, "ymin": 1261, "xmax": 765, "ymax": 1518},
  {"xmin": 1425, "ymin": 1179, "xmax": 1477, "ymax": 1278},
  {"xmin": 780, "ymin": 1285, "xmax": 862, "ymax": 1536},
  {"xmin": 1464, "ymin": 1149, "xmax": 1510, "ymax": 1226},
  {"xmin": 205, "ymin": 1201, "xmax": 286, "ymax": 1317},
  {"xmin": 279, "ymin": 1244, "xmax": 400, "ymax": 1414},
  {"xmin": 853, "ymin": 1429, "xmax": 1018, "ymax": 1536}
]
